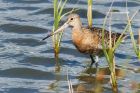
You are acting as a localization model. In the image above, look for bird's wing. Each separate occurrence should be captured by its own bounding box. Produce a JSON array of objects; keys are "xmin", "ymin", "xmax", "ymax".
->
[{"xmin": 87, "ymin": 27, "xmax": 126, "ymax": 48}]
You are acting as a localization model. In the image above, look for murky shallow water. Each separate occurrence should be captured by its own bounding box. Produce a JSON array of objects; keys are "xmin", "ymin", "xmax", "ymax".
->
[{"xmin": 0, "ymin": 0, "xmax": 140, "ymax": 93}]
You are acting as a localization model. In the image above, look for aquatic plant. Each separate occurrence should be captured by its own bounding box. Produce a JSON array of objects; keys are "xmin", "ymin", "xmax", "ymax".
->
[
  {"xmin": 53, "ymin": 0, "xmax": 78, "ymax": 66},
  {"xmin": 101, "ymin": 1, "xmax": 138, "ymax": 91},
  {"xmin": 67, "ymin": 70, "xmax": 74, "ymax": 93},
  {"xmin": 138, "ymin": 29, "xmax": 140, "ymax": 58},
  {"xmin": 101, "ymin": 0, "xmax": 126, "ymax": 92},
  {"xmin": 53, "ymin": 0, "xmax": 68, "ymax": 63},
  {"xmin": 101, "ymin": 1, "xmax": 117, "ymax": 91},
  {"xmin": 87, "ymin": 0, "xmax": 93, "ymax": 28},
  {"xmin": 52, "ymin": 0, "xmax": 79, "ymax": 71},
  {"xmin": 126, "ymin": 10, "xmax": 140, "ymax": 59},
  {"xmin": 88, "ymin": 0, "xmax": 119, "ymax": 91}
]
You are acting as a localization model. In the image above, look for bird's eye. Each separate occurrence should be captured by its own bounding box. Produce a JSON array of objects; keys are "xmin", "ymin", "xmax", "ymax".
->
[{"xmin": 70, "ymin": 18, "xmax": 73, "ymax": 20}]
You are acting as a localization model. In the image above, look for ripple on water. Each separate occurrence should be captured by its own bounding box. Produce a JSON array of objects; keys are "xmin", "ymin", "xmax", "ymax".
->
[
  {"xmin": 3, "ymin": 0, "xmax": 50, "ymax": 4},
  {"xmin": 130, "ymin": 61, "xmax": 140, "ymax": 67},
  {"xmin": 104, "ymin": 1, "xmax": 140, "ymax": 7},
  {"xmin": 32, "ymin": 8, "xmax": 105, "ymax": 19},
  {"xmin": 0, "ymin": 68, "xmax": 56, "ymax": 80},
  {"xmin": 0, "ymin": 24, "xmax": 48, "ymax": 34},
  {"xmin": 41, "ymin": 47, "xmax": 88, "ymax": 58},
  {"xmin": 21, "ymin": 57, "xmax": 57, "ymax": 67},
  {"xmin": 112, "ymin": 23, "xmax": 140, "ymax": 30},
  {"xmin": 67, "ymin": 0, "xmax": 86, "ymax": 4},
  {"xmin": 4, "ymin": 88, "xmax": 38, "ymax": 93},
  {"xmin": 4, "ymin": 38, "xmax": 46, "ymax": 47},
  {"xmin": 7, "ymin": 7, "xmax": 39, "ymax": 11},
  {"xmin": 20, "ymin": 55, "xmax": 82, "ymax": 68},
  {"xmin": 0, "ymin": 0, "xmax": 140, "ymax": 93}
]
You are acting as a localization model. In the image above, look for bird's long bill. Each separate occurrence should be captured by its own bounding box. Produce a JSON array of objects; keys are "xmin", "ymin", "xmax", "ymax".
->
[{"xmin": 42, "ymin": 22, "xmax": 69, "ymax": 41}]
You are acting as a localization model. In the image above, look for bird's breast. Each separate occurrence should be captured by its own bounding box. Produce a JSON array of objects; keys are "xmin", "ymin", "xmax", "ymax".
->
[
  {"xmin": 72, "ymin": 30, "xmax": 83, "ymax": 49},
  {"xmin": 72, "ymin": 30, "xmax": 100, "ymax": 54}
]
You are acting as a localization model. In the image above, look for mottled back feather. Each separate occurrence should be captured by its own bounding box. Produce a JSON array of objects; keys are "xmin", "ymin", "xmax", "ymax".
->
[{"xmin": 87, "ymin": 27, "xmax": 126, "ymax": 48}]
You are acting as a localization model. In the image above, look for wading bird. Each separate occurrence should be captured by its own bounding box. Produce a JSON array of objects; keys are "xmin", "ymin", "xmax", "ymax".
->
[{"xmin": 42, "ymin": 14, "xmax": 126, "ymax": 67}]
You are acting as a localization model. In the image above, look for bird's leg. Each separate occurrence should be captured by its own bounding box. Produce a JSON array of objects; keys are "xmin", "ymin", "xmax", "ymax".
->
[
  {"xmin": 89, "ymin": 55, "xmax": 99, "ymax": 68},
  {"xmin": 89, "ymin": 55, "xmax": 95, "ymax": 67},
  {"xmin": 95, "ymin": 56, "xmax": 99, "ymax": 68}
]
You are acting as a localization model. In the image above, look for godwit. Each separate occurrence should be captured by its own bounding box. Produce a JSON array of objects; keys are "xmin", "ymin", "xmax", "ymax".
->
[{"xmin": 42, "ymin": 14, "xmax": 126, "ymax": 67}]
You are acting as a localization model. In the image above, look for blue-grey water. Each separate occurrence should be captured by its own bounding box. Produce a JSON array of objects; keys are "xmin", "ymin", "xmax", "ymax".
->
[{"xmin": 0, "ymin": 0, "xmax": 140, "ymax": 93}]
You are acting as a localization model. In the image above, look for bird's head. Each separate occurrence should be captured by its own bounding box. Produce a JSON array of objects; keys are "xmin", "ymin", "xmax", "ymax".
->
[
  {"xmin": 42, "ymin": 14, "xmax": 82, "ymax": 40},
  {"xmin": 66, "ymin": 14, "xmax": 82, "ymax": 28}
]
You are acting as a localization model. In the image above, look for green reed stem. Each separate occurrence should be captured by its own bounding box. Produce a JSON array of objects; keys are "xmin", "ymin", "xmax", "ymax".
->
[
  {"xmin": 127, "ymin": 13, "xmax": 140, "ymax": 59},
  {"xmin": 138, "ymin": 30, "xmax": 140, "ymax": 58},
  {"xmin": 87, "ymin": 0, "xmax": 93, "ymax": 28},
  {"xmin": 125, "ymin": 1, "xmax": 140, "ymax": 59},
  {"xmin": 102, "ymin": 2, "xmax": 138, "ymax": 91},
  {"xmin": 53, "ymin": 0, "xmax": 78, "ymax": 65},
  {"xmin": 53, "ymin": 0, "xmax": 67, "ymax": 64},
  {"xmin": 101, "ymin": 0, "xmax": 118, "ymax": 92}
]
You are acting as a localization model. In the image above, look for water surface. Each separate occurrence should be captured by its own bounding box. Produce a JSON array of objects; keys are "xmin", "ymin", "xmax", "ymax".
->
[{"xmin": 0, "ymin": 0, "xmax": 140, "ymax": 93}]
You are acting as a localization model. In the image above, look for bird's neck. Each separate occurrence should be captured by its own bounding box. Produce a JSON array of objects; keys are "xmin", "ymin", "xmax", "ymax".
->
[
  {"xmin": 73, "ymin": 27, "xmax": 82, "ymax": 32},
  {"xmin": 72, "ymin": 19, "xmax": 83, "ymax": 31},
  {"xmin": 72, "ymin": 26, "xmax": 83, "ymax": 41},
  {"xmin": 72, "ymin": 23, "xmax": 83, "ymax": 32},
  {"xmin": 72, "ymin": 20, "xmax": 83, "ymax": 44}
]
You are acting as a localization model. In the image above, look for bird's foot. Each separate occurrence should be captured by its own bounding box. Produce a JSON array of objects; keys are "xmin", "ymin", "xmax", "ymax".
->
[{"xmin": 95, "ymin": 62, "xmax": 98, "ymax": 69}]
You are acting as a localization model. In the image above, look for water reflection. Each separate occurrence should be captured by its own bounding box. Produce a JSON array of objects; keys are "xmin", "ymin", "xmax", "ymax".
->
[{"xmin": 73, "ymin": 67, "xmax": 126, "ymax": 93}]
